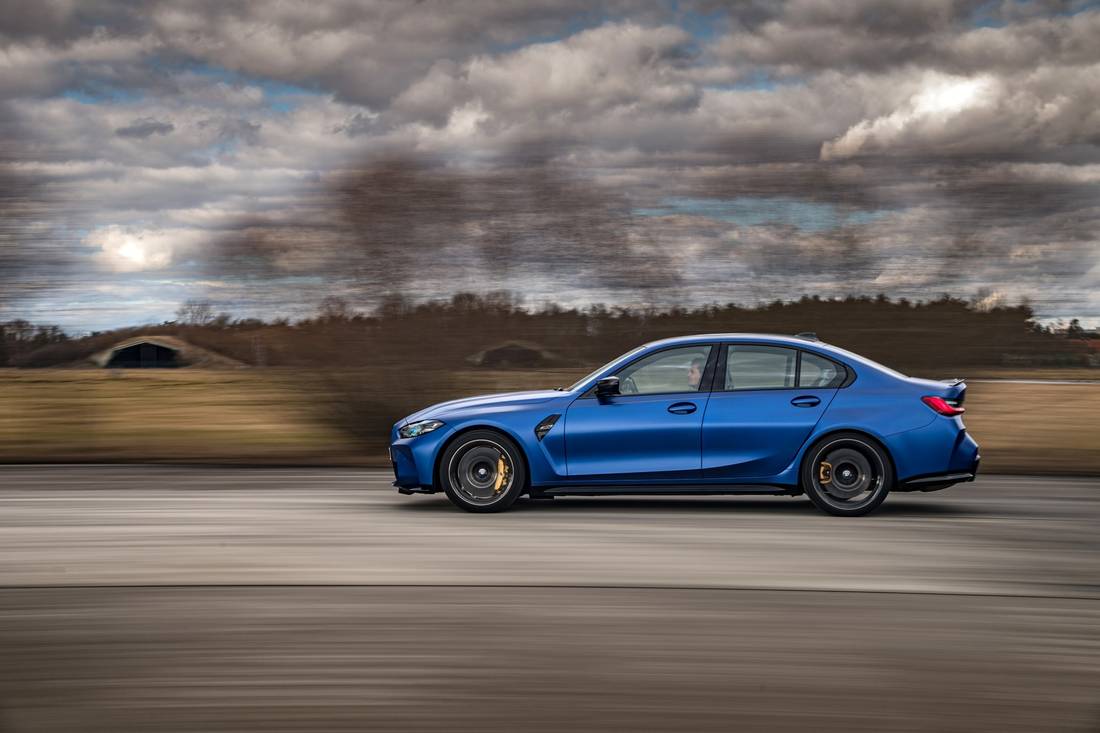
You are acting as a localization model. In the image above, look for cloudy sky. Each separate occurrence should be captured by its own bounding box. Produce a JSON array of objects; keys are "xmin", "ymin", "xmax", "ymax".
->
[{"xmin": 1, "ymin": 0, "xmax": 1099, "ymax": 331}]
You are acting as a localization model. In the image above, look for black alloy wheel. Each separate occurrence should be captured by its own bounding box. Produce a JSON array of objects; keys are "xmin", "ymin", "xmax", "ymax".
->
[
  {"xmin": 440, "ymin": 430, "xmax": 527, "ymax": 512},
  {"xmin": 802, "ymin": 432, "xmax": 893, "ymax": 516}
]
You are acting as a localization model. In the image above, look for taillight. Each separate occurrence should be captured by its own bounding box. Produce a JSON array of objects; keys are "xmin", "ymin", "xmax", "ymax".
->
[{"xmin": 922, "ymin": 396, "xmax": 965, "ymax": 416}]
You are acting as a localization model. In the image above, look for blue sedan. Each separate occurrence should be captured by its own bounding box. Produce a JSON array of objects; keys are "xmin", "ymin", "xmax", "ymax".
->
[{"xmin": 389, "ymin": 334, "xmax": 980, "ymax": 516}]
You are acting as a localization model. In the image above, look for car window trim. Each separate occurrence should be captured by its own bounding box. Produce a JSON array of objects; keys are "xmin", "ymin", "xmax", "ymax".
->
[
  {"xmin": 578, "ymin": 343, "xmax": 719, "ymax": 399},
  {"xmin": 714, "ymin": 342, "xmax": 855, "ymax": 393},
  {"xmin": 797, "ymin": 350, "xmax": 850, "ymax": 389},
  {"xmin": 716, "ymin": 343, "xmax": 798, "ymax": 392}
]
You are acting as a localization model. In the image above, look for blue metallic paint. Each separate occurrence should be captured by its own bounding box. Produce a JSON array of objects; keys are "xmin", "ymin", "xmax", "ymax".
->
[
  {"xmin": 565, "ymin": 392, "xmax": 709, "ymax": 478},
  {"xmin": 701, "ymin": 387, "xmax": 837, "ymax": 479},
  {"xmin": 388, "ymin": 334, "xmax": 980, "ymax": 494}
]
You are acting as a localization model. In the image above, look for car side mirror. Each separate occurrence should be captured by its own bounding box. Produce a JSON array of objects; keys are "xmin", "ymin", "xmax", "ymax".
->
[{"xmin": 595, "ymin": 376, "xmax": 620, "ymax": 400}]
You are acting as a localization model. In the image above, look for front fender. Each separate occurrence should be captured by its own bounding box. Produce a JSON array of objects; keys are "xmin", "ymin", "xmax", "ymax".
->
[{"xmin": 410, "ymin": 415, "xmax": 567, "ymax": 490}]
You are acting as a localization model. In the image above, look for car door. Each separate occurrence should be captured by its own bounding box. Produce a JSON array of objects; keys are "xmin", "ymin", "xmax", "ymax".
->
[
  {"xmin": 702, "ymin": 345, "xmax": 843, "ymax": 479},
  {"xmin": 566, "ymin": 344, "xmax": 715, "ymax": 480}
]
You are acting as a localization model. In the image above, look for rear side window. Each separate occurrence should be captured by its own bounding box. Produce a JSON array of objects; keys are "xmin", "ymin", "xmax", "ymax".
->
[
  {"xmin": 724, "ymin": 345, "xmax": 796, "ymax": 390},
  {"xmin": 799, "ymin": 351, "xmax": 846, "ymax": 388}
]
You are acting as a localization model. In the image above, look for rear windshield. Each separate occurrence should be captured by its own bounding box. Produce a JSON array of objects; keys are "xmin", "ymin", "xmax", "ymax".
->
[{"xmin": 821, "ymin": 344, "xmax": 907, "ymax": 379}]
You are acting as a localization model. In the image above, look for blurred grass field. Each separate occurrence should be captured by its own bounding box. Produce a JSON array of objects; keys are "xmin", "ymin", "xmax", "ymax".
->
[
  {"xmin": 0, "ymin": 368, "xmax": 1097, "ymax": 474},
  {"xmin": 0, "ymin": 369, "xmax": 584, "ymax": 465}
]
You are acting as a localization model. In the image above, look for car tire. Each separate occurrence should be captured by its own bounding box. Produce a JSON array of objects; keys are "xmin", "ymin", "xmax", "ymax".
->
[
  {"xmin": 801, "ymin": 432, "xmax": 893, "ymax": 517},
  {"xmin": 439, "ymin": 430, "xmax": 527, "ymax": 513}
]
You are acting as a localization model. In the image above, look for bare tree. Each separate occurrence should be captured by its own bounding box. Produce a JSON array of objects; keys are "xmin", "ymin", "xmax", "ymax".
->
[
  {"xmin": 175, "ymin": 300, "xmax": 215, "ymax": 326},
  {"xmin": 317, "ymin": 296, "xmax": 353, "ymax": 322}
]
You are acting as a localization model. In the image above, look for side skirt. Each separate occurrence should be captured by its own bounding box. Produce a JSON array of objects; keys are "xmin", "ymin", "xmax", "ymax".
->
[{"xmin": 532, "ymin": 484, "xmax": 800, "ymax": 498}]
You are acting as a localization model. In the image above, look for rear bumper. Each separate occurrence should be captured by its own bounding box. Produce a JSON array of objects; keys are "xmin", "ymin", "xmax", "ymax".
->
[
  {"xmin": 888, "ymin": 417, "xmax": 980, "ymax": 483},
  {"xmin": 899, "ymin": 470, "xmax": 977, "ymax": 491},
  {"xmin": 897, "ymin": 452, "xmax": 980, "ymax": 492}
]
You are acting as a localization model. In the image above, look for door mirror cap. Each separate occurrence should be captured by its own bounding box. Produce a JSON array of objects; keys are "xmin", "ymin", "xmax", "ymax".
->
[{"xmin": 595, "ymin": 376, "xmax": 621, "ymax": 400}]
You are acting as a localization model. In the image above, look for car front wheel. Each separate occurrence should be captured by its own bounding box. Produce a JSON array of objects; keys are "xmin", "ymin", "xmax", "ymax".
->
[
  {"xmin": 801, "ymin": 432, "xmax": 892, "ymax": 517},
  {"xmin": 439, "ymin": 430, "xmax": 527, "ymax": 513}
]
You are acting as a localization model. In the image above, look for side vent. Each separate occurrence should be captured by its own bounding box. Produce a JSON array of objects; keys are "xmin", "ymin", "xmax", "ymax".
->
[{"xmin": 534, "ymin": 414, "xmax": 561, "ymax": 441}]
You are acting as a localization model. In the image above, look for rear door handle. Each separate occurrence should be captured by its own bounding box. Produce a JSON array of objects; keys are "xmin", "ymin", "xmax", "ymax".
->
[
  {"xmin": 791, "ymin": 395, "xmax": 821, "ymax": 408},
  {"xmin": 668, "ymin": 402, "xmax": 697, "ymax": 415}
]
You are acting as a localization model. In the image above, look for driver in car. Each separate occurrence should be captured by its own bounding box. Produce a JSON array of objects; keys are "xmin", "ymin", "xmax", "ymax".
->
[{"xmin": 687, "ymin": 356, "xmax": 706, "ymax": 390}]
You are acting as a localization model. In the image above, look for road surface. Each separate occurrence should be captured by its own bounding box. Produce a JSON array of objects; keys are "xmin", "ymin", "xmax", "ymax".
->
[{"xmin": 0, "ymin": 467, "xmax": 1097, "ymax": 732}]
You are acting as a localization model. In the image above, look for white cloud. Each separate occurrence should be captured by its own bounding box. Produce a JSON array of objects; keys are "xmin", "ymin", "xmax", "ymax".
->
[
  {"xmin": 394, "ymin": 22, "xmax": 701, "ymax": 148},
  {"xmin": 88, "ymin": 226, "xmax": 204, "ymax": 272},
  {"xmin": 821, "ymin": 61, "xmax": 1100, "ymax": 159},
  {"xmin": 822, "ymin": 74, "xmax": 997, "ymax": 159}
]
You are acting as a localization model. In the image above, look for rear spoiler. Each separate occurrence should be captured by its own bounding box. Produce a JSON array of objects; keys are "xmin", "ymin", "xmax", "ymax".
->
[{"xmin": 942, "ymin": 378, "xmax": 965, "ymax": 387}]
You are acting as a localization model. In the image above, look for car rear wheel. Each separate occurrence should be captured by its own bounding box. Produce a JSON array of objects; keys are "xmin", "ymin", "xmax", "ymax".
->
[
  {"xmin": 439, "ymin": 430, "xmax": 527, "ymax": 513},
  {"xmin": 801, "ymin": 433, "xmax": 892, "ymax": 516}
]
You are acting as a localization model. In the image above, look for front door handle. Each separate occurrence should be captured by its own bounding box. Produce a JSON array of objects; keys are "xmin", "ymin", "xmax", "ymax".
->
[
  {"xmin": 791, "ymin": 395, "xmax": 821, "ymax": 408},
  {"xmin": 668, "ymin": 402, "xmax": 697, "ymax": 415}
]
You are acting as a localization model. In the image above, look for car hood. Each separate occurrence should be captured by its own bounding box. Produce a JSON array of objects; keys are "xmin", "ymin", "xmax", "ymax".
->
[{"xmin": 401, "ymin": 389, "xmax": 566, "ymax": 424}]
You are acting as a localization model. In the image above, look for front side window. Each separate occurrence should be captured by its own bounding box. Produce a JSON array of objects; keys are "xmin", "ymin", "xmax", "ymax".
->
[
  {"xmin": 799, "ymin": 351, "xmax": 846, "ymax": 388},
  {"xmin": 567, "ymin": 345, "xmax": 646, "ymax": 392},
  {"xmin": 615, "ymin": 345, "xmax": 712, "ymax": 395},
  {"xmin": 724, "ymin": 345, "xmax": 796, "ymax": 390}
]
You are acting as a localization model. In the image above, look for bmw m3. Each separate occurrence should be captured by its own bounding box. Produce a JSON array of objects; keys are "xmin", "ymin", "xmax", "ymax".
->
[{"xmin": 389, "ymin": 334, "xmax": 980, "ymax": 516}]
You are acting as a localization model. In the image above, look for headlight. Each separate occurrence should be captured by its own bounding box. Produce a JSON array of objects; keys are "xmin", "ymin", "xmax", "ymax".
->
[{"xmin": 398, "ymin": 419, "xmax": 445, "ymax": 439}]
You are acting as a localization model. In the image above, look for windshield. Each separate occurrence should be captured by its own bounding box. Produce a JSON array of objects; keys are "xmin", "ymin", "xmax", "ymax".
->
[{"xmin": 566, "ymin": 345, "xmax": 647, "ymax": 392}]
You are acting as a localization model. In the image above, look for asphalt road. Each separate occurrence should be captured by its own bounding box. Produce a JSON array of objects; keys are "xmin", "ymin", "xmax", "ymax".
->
[{"xmin": 0, "ymin": 467, "xmax": 1098, "ymax": 732}]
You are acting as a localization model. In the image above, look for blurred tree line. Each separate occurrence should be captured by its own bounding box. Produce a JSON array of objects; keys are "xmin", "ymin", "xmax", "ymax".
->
[
  {"xmin": 5, "ymin": 293, "xmax": 1094, "ymax": 372},
  {"xmin": 0, "ymin": 320, "xmax": 68, "ymax": 366}
]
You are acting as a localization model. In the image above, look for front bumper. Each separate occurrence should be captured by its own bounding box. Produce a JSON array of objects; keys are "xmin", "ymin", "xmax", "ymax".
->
[
  {"xmin": 388, "ymin": 421, "xmax": 455, "ymax": 492},
  {"xmin": 395, "ymin": 485, "xmax": 436, "ymax": 495},
  {"xmin": 390, "ymin": 444, "xmax": 422, "ymax": 489}
]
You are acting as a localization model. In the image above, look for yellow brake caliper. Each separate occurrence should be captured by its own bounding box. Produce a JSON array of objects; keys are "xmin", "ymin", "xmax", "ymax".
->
[
  {"xmin": 818, "ymin": 461, "xmax": 833, "ymax": 484},
  {"xmin": 494, "ymin": 456, "xmax": 507, "ymax": 493}
]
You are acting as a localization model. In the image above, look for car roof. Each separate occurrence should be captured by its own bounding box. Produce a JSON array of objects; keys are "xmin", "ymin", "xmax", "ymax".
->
[
  {"xmin": 639, "ymin": 334, "xmax": 907, "ymax": 379},
  {"xmin": 642, "ymin": 333, "xmax": 827, "ymax": 349}
]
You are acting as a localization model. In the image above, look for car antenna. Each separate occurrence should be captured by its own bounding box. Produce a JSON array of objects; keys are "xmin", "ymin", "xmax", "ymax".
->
[{"xmin": 795, "ymin": 331, "xmax": 820, "ymax": 341}]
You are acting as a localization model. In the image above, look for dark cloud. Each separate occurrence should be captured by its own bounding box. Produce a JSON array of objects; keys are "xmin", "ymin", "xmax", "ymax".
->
[
  {"xmin": 713, "ymin": 1, "xmax": 1100, "ymax": 76},
  {"xmin": 115, "ymin": 117, "xmax": 174, "ymax": 138},
  {"xmin": 203, "ymin": 153, "xmax": 678, "ymax": 297},
  {"xmin": 199, "ymin": 116, "xmax": 262, "ymax": 145},
  {"xmin": 0, "ymin": 164, "xmax": 73, "ymax": 312},
  {"xmin": 0, "ymin": 103, "xmax": 61, "ymax": 309},
  {"xmin": 0, "ymin": 0, "xmax": 632, "ymax": 106}
]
